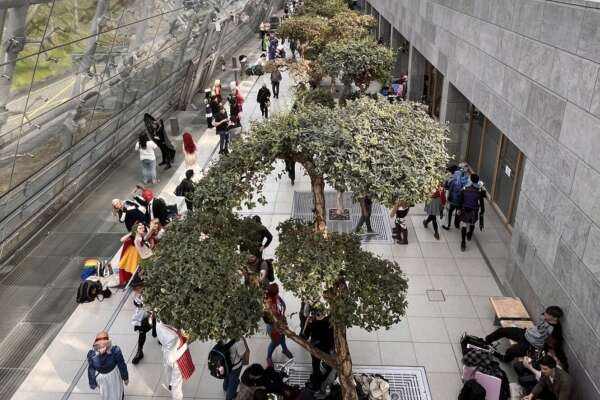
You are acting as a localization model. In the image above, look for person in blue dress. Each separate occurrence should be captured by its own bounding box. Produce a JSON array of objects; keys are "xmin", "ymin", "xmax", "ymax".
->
[{"xmin": 87, "ymin": 331, "xmax": 129, "ymax": 400}]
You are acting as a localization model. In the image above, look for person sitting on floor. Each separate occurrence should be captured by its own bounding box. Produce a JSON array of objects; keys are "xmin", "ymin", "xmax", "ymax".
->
[
  {"xmin": 485, "ymin": 306, "xmax": 563, "ymax": 363},
  {"xmin": 522, "ymin": 355, "xmax": 571, "ymax": 400}
]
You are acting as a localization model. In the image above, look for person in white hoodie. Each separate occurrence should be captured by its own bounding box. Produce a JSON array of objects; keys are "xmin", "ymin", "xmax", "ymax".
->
[{"xmin": 156, "ymin": 322, "xmax": 195, "ymax": 400}]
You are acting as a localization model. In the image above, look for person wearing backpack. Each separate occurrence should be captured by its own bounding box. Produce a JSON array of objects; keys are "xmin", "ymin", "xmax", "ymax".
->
[
  {"xmin": 265, "ymin": 283, "xmax": 293, "ymax": 367},
  {"xmin": 222, "ymin": 338, "xmax": 249, "ymax": 400},
  {"xmin": 457, "ymin": 174, "xmax": 486, "ymax": 251},
  {"xmin": 442, "ymin": 164, "xmax": 470, "ymax": 230},
  {"xmin": 86, "ymin": 331, "xmax": 129, "ymax": 400},
  {"xmin": 175, "ymin": 169, "xmax": 195, "ymax": 211}
]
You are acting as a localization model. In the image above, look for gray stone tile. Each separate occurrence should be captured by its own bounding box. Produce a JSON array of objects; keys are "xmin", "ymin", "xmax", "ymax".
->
[
  {"xmin": 590, "ymin": 75, "xmax": 600, "ymax": 118},
  {"xmin": 407, "ymin": 274, "xmax": 434, "ymax": 294},
  {"xmin": 562, "ymin": 204, "xmax": 593, "ymax": 258},
  {"xmin": 408, "ymin": 316, "xmax": 450, "ymax": 343},
  {"xmin": 571, "ymin": 161, "xmax": 600, "ymax": 226},
  {"xmin": 379, "ymin": 341, "xmax": 417, "ymax": 366},
  {"xmin": 425, "ymin": 257, "xmax": 460, "ymax": 275},
  {"xmin": 473, "ymin": 0, "xmax": 492, "ymax": 20},
  {"xmin": 541, "ymin": 2, "xmax": 585, "ymax": 53},
  {"xmin": 406, "ymin": 294, "xmax": 442, "ymax": 317},
  {"xmin": 427, "ymin": 372, "xmax": 463, "ymax": 400},
  {"xmin": 419, "ymin": 242, "xmax": 452, "ymax": 258},
  {"xmin": 462, "ymin": 276, "xmax": 503, "ymax": 296},
  {"xmin": 517, "ymin": 37, "xmax": 556, "ymax": 89},
  {"xmin": 549, "ymin": 50, "xmax": 599, "ymax": 110},
  {"xmin": 525, "ymin": 84, "xmax": 567, "ymax": 140},
  {"xmin": 430, "ymin": 275, "xmax": 468, "ymax": 295},
  {"xmin": 414, "ymin": 342, "xmax": 459, "ymax": 373},
  {"xmin": 512, "ymin": 0, "xmax": 543, "ymax": 40},
  {"xmin": 394, "ymin": 257, "xmax": 428, "ymax": 275},
  {"xmin": 471, "ymin": 295, "xmax": 497, "ymax": 319},
  {"xmin": 377, "ymin": 319, "xmax": 412, "ymax": 342},
  {"xmin": 449, "ymin": 242, "xmax": 483, "ymax": 259},
  {"xmin": 577, "ymin": 9, "xmax": 600, "ymax": 63},
  {"xmin": 489, "ymin": 0, "xmax": 515, "ymax": 28},
  {"xmin": 507, "ymin": 110, "xmax": 539, "ymax": 159},
  {"xmin": 583, "ymin": 224, "xmax": 600, "ymax": 275},
  {"xmin": 0, "ymin": 256, "xmax": 70, "ymax": 287},
  {"xmin": 560, "ymin": 103, "xmax": 600, "ymax": 174},
  {"xmin": 501, "ymin": 67, "xmax": 531, "ymax": 114},
  {"xmin": 533, "ymin": 132, "xmax": 578, "ymax": 193},
  {"xmin": 438, "ymin": 295, "xmax": 479, "ymax": 318},
  {"xmin": 391, "ymin": 242, "xmax": 423, "ymax": 258},
  {"xmin": 443, "ymin": 317, "xmax": 485, "ymax": 343},
  {"xmin": 457, "ymin": 258, "xmax": 492, "ymax": 277},
  {"xmin": 497, "ymin": 30, "xmax": 521, "ymax": 69},
  {"xmin": 348, "ymin": 340, "xmax": 382, "ymax": 365}
]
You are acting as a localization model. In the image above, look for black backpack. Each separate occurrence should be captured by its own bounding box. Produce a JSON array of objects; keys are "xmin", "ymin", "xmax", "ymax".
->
[
  {"xmin": 458, "ymin": 379, "xmax": 486, "ymax": 400},
  {"xmin": 460, "ymin": 333, "xmax": 490, "ymax": 355},
  {"xmin": 76, "ymin": 280, "xmax": 103, "ymax": 303},
  {"xmin": 174, "ymin": 182, "xmax": 184, "ymax": 196},
  {"xmin": 208, "ymin": 340, "xmax": 235, "ymax": 379}
]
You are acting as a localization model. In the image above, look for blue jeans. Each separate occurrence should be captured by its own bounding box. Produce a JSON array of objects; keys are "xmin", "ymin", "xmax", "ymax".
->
[
  {"xmin": 218, "ymin": 130, "xmax": 229, "ymax": 153},
  {"xmin": 223, "ymin": 364, "xmax": 242, "ymax": 400},
  {"xmin": 266, "ymin": 324, "xmax": 290, "ymax": 361},
  {"xmin": 141, "ymin": 159, "xmax": 156, "ymax": 184}
]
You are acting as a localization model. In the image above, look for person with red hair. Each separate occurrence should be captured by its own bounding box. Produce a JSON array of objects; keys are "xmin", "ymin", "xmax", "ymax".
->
[
  {"xmin": 182, "ymin": 132, "xmax": 199, "ymax": 173},
  {"xmin": 264, "ymin": 283, "xmax": 293, "ymax": 367}
]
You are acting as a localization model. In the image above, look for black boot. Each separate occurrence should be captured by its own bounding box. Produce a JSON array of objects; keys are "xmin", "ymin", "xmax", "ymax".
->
[
  {"xmin": 132, "ymin": 349, "xmax": 144, "ymax": 364},
  {"xmin": 461, "ymin": 227, "xmax": 467, "ymax": 251},
  {"xmin": 467, "ymin": 225, "xmax": 475, "ymax": 241}
]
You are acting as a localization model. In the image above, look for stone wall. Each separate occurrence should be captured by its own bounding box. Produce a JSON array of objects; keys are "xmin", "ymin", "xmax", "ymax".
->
[{"xmin": 366, "ymin": 0, "xmax": 600, "ymax": 397}]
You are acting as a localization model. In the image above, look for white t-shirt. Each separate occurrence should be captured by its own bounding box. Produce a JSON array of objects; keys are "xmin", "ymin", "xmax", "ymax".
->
[{"xmin": 135, "ymin": 141, "xmax": 158, "ymax": 161}]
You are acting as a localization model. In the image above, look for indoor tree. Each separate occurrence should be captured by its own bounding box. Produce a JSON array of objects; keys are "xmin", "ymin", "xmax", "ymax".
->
[{"xmin": 144, "ymin": 98, "xmax": 449, "ymax": 400}]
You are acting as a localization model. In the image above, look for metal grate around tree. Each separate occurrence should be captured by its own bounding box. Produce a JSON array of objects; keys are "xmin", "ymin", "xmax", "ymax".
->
[
  {"xmin": 292, "ymin": 191, "xmax": 394, "ymax": 243},
  {"xmin": 280, "ymin": 364, "xmax": 432, "ymax": 400}
]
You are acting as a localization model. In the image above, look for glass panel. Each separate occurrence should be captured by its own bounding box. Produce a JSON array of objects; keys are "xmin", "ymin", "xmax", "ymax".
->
[
  {"xmin": 479, "ymin": 119, "xmax": 501, "ymax": 190},
  {"xmin": 494, "ymin": 137, "xmax": 520, "ymax": 219},
  {"xmin": 510, "ymin": 157, "xmax": 525, "ymax": 226},
  {"xmin": 466, "ymin": 107, "xmax": 484, "ymax": 168},
  {"xmin": 432, "ymin": 69, "xmax": 443, "ymax": 119}
]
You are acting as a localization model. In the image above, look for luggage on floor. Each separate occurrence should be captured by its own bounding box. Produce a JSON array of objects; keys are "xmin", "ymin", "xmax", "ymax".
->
[
  {"xmin": 460, "ymin": 333, "xmax": 490, "ymax": 355},
  {"xmin": 76, "ymin": 280, "xmax": 103, "ymax": 303}
]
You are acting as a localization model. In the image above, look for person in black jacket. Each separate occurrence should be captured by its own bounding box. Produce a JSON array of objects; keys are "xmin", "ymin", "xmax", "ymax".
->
[
  {"xmin": 457, "ymin": 174, "xmax": 486, "ymax": 251},
  {"xmin": 112, "ymin": 198, "xmax": 147, "ymax": 231},
  {"xmin": 303, "ymin": 311, "xmax": 334, "ymax": 389},
  {"xmin": 141, "ymin": 189, "xmax": 170, "ymax": 226},
  {"xmin": 257, "ymin": 84, "xmax": 271, "ymax": 119},
  {"xmin": 144, "ymin": 114, "xmax": 176, "ymax": 170},
  {"xmin": 251, "ymin": 215, "xmax": 272, "ymax": 259},
  {"xmin": 177, "ymin": 169, "xmax": 195, "ymax": 211}
]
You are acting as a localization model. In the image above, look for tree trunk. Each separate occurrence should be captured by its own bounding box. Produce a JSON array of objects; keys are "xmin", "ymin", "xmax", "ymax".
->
[
  {"xmin": 310, "ymin": 175, "xmax": 327, "ymax": 233},
  {"xmin": 279, "ymin": 324, "xmax": 337, "ymax": 368},
  {"xmin": 336, "ymin": 191, "xmax": 345, "ymax": 215},
  {"xmin": 334, "ymin": 322, "xmax": 358, "ymax": 400}
]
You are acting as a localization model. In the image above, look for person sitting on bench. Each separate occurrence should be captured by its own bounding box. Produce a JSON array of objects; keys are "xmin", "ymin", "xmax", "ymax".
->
[{"xmin": 485, "ymin": 306, "xmax": 563, "ymax": 362}]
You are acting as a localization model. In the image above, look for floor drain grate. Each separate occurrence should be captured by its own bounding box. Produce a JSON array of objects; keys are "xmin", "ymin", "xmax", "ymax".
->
[
  {"xmin": 282, "ymin": 364, "xmax": 432, "ymax": 400},
  {"xmin": 426, "ymin": 289, "xmax": 446, "ymax": 302},
  {"xmin": 292, "ymin": 192, "xmax": 394, "ymax": 243}
]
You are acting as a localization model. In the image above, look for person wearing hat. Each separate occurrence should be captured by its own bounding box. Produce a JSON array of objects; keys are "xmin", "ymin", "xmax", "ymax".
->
[
  {"xmin": 86, "ymin": 331, "xmax": 129, "ymax": 399},
  {"xmin": 130, "ymin": 276, "xmax": 156, "ymax": 365}
]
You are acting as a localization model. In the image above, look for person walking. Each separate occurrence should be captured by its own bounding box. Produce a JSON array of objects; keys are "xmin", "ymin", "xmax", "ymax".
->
[
  {"xmin": 265, "ymin": 283, "xmax": 293, "ymax": 367},
  {"xmin": 285, "ymin": 159, "xmax": 295, "ymax": 185},
  {"xmin": 257, "ymin": 84, "xmax": 271, "ymax": 119},
  {"xmin": 130, "ymin": 277, "xmax": 156, "ymax": 365},
  {"xmin": 303, "ymin": 311, "xmax": 334, "ymax": 390},
  {"xmin": 355, "ymin": 196, "xmax": 374, "ymax": 234},
  {"xmin": 135, "ymin": 134, "xmax": 159, "ymax": 184},
  {"xmin": 442, "ymin": 164, "xmax": 469, "ymax": 230},
  {"xmin": 86, "ymin": 331, "xmax": 129, "ymax": 400},
  {"xmin": 156, "ymin": 322, "xmax": 195, "ymax": 400},
  {"xmin": 271, "ymin": 67, "xmax": 282, "ymax": 99},
  {"xmin": 214, "ymin": 103, "xmax": 230, "ymax": 154},
  {"xmin": 182, "ymin": 132, "xmax": 200, "ymax": 174},
  {"xmin": 223, "ymin": 338, "xmax": 248, "ymax": 400},
  {"xmin": 423, "ymin": 183, "xmax": 446, "ymax": 240},
  {"xmin": 457, "ymin": 174, "xmax": 486, "ymax": 251},
  {"xmin": 175, "ymin": 169, "xmax": 195, "ymax": 211}
]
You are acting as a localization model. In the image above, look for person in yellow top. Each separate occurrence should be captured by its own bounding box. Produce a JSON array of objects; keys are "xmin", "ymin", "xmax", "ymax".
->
[{"xmin": 118, "ymin": 224, "xmax": 142, "ymax": 287}]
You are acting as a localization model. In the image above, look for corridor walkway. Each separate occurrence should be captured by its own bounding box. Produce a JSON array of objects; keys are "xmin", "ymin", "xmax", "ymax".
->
[{"xmin": 10, "ymin": 45, "xmax": 512, "ymax": 400}]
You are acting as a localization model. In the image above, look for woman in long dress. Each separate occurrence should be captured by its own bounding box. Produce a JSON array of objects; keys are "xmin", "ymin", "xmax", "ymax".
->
[
  {"xmin": 87, "ymin": 331, "xmax": 128, "ymax": 400},
  {"xmin": 118, "ymin": 224, "xmax": 142, "ymax": 287},
  {"xmin": 182, "ymin": 132, "xmax": 201, "ymax": 178}
]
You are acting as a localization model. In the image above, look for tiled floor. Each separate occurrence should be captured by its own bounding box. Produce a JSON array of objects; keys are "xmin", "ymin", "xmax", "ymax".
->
[{"xmin": 9, "ymin": 42, "xmax": 515, "ymax": 400}]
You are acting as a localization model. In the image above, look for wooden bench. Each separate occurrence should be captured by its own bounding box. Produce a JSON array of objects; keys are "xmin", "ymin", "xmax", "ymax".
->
[{"xmin": 489, "ymin": 296, "xmax": 530, "ymax": 325}]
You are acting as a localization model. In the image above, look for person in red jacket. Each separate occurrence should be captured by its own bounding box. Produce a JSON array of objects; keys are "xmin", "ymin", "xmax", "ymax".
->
[{"xmin": 265, "ymin": 283, "xmax": 293, "ymax": 367}]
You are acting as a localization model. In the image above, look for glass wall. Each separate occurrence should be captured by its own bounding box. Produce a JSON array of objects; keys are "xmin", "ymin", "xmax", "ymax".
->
[
  {"xmin": 465, "ymin": 105, "xmax": 524, "ymax": 227},
  {"xmin": 0, "ymin": 0, "xmax": 271, "ymax": 256},
  {"xmin": 423, "ymin": 62, "xmax": 443, "ymax": 119}
]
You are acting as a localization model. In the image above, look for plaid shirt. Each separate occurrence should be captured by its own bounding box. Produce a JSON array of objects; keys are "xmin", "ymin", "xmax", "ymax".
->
[{"xmin": 462, "ymin": 349, "xmax": 503, "ymax": 378}]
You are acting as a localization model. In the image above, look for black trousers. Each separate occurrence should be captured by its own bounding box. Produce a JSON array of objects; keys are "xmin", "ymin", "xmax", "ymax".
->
[
  {"xmin": 260, "ymin": 102, "xmax": 269, "ymax": 118},
  {"xmin": 425, "ymin": 215, "xmax": 438, "ymax": 233},
  {"xmin": 445, "ymin": 204, "xmax": 460, "ymax": 228},
  {"xmin": 285, "ymin": 159, "xmax": 295, "ymax": 183},
  {"xmin": 272, "ymin": 82, "xmax": 280, "ymax": 97},
  {"xmin": 485, "ymin": 327, "xmax": 531, "ymax": 362},
  {"xmin": 134, "ymin": 316, "xmax": 156, "ymax": 351},
  {"xmin": 310, "ymin": 349, "xmax": 333, "ymax": 387}
]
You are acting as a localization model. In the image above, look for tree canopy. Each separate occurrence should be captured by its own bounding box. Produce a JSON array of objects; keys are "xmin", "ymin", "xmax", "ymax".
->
[{"xmin": 296, "ymin": 0, "xmax": 349, "ymax": 18}]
